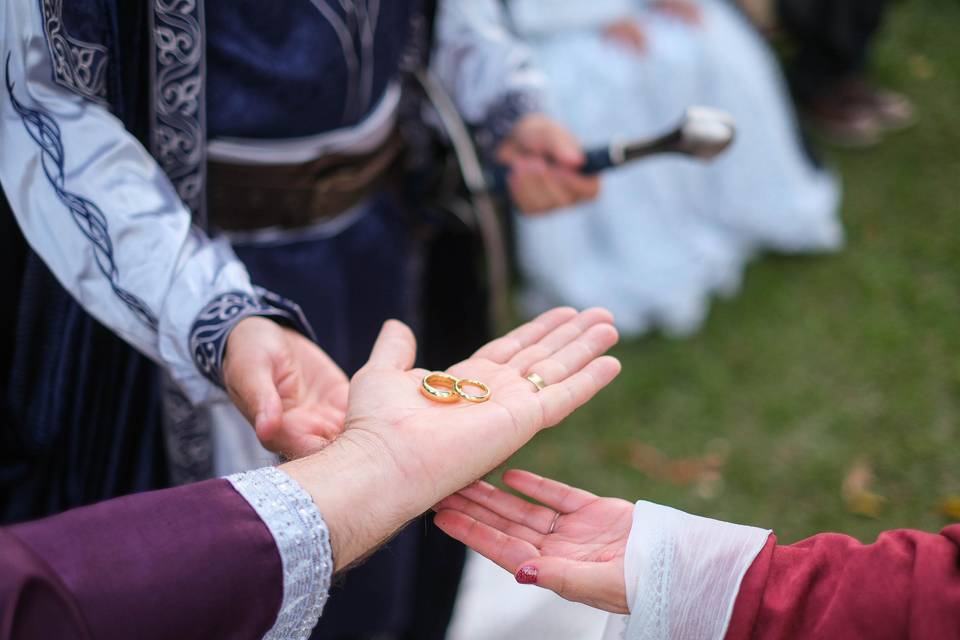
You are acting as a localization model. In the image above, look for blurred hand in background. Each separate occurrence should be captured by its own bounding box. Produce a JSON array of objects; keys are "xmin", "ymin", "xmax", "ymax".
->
[{"xmin": 497, "ymin": 114, "xmax": 601, "ymax": 215}]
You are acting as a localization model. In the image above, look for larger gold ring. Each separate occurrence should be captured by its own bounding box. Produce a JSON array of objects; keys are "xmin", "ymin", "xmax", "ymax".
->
[
  {"xmin": 454, "ymin": 378, "xmax": 491, "ymax": 403},
  {"xmin": 421, "ymin": 372, "xmax": 460, "ymax": 403}
]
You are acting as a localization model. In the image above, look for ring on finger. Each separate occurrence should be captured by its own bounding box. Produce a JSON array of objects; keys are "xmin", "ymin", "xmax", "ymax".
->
[
  {"xmin": 525, "ymin": 372, "xmax": 547, "ymax": 393},
  {"xmin": 547, "ymin": 511, "xmax": 561, "ymax": 535},
  {"xmin": 421, "ymin": 372, "xmax": 460, "ymax": 403},
  {"xmin": 454, "ymin": 378, "xmax": 491, "ymax": 403}
]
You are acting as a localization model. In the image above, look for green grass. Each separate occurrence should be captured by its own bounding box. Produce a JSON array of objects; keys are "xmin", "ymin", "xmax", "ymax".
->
[{"xmin": 506, "ymin": 0, "xmax": 960, "ymax": 544}]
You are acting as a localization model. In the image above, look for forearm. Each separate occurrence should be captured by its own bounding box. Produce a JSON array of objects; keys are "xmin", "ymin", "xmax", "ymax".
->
[
  {"xmin": 727, "ymin": 526, "xmax": 960, "ymax": 638},
  {"xmin": 432, "ymin": 0, "xmax": 545, "ymax": 152}
]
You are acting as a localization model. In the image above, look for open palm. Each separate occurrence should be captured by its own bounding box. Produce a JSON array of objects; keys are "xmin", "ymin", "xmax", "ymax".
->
[
  {"xmin": 435, "ymin": 469, "xmax": 634, "ymax": 614},
  {"xmin": 342, "ymin": 307, "xmax": 621, "ymax": 516}
]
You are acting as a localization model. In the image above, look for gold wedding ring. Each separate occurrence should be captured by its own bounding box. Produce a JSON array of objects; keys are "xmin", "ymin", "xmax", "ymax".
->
[
  {"xmin": 525, "ymin": 372, "xmax": 546, "ymax": 393},
  {"xmin": 420, "ymin": 372, "xmax": 492, "ymax": 404},
  {"xmin": 454, "ymin": 378, "xmax": 492, "ymax": 403},
  {"xmin": 420, "ymin": 372, "xmax": 460, "ymax": 403}
]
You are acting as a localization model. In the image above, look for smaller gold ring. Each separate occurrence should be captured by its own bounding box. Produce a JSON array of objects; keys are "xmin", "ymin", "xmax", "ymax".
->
[
  {"xmin": 525, "ymin": 372, "xmax": 546, "ymax": 393},
  {"xmin": 421, "ymin": 372, "xmax": 460, "ymax": 403},
  {"xmin": 454, "ymin": 378, "xmax": 491, "ymax": 403}
]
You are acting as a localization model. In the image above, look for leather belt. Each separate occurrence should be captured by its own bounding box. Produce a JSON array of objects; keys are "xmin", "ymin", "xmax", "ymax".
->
[{"xmin": 208, "ymin": 129, "xmax": 405, "ymax": 232}]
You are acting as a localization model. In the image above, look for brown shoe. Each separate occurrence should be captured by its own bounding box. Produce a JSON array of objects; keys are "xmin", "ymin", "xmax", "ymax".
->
[
  {"xmin": 801, "ymin": 93, "xmax": 883, "ymax": 148},
  {"xmin": 841, "ymin": 79, "xmax": 916, "ymax": 133}
]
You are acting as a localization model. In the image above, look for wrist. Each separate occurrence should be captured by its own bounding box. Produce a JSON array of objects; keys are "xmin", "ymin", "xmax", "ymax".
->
[{"xmin": 280, "ymin": 430, "xmax": 412, "ymax": 571}]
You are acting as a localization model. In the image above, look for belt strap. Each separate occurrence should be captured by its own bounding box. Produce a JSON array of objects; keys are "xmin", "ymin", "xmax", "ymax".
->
[{"xmin": 208, "ymin": 129, "xmax": 405, "ymax": 232}]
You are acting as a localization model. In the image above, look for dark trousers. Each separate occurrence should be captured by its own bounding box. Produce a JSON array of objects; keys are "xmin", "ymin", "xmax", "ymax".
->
[{"xmin": 778, "ymin": 0, "xmax": 892, "ymax": 101}]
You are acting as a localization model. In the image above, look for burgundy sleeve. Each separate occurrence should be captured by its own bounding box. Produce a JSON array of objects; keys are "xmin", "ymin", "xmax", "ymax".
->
[
  {"xmin": 726, "ymin": 525, "xmax": 960, "ymax": 639},
  {"xmin": 1, "ymin": 479, "xmax": 283, "ymax": 640}
]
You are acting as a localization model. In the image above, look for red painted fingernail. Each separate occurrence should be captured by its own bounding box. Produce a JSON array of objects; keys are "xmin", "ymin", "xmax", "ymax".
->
[{"xmin": 515, "ymin": 566, "xmax": 538, "ymax": 585}]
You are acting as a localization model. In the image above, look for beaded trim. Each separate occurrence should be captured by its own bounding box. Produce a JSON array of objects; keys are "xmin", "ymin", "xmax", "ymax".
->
[{"xmin": 227, "ymin": 467, "xmax": 332, "ymax": 640}]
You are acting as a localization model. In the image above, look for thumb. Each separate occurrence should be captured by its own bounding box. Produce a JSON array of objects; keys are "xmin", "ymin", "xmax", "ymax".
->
[
  {"xmin": 365, "ymin": 319, "xmax": 417, "ymax": 370},
  {"xmin": 515, "ymin": 557, "xmax": 628, "ymax": 614},
  {"xmin": 541, "ymin": 122, "xmax": 585, "ymax": 168}
]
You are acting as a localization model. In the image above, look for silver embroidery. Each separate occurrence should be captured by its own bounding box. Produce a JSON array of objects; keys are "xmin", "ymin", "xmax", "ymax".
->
[
  {"xmin": 228, "ymin": 467, "xmax": 332, "ymax": 640},
  {"xmin": 150, "ymin": 0, "xmax": 207, "ymax": 220},
  {"xmin": 39, "ymin": 0, "xmax": 109, "ymax": 105}
]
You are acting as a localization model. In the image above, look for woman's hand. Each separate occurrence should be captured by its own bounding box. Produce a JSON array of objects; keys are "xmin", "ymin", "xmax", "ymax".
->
[
  {"xmin": 603, "ymin": 18, "xmax": 648, "ymax": 54},
  {"xmin": 224, "ymin": 317, "xmax": 349, "ymax": 458},
  {"xmin": 435, "ymin": 469, "xmax": 634, "ymax": 614},
  {"xmin": 285, "ymin": 308, "xmax": 621, "ymax": 569},
  {"xmin": 651, "ymin": 0, "xmax": 702, "ymax": 25}
]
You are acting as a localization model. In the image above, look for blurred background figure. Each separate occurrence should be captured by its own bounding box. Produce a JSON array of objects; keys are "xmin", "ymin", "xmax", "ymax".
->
[
  {"xmin": 506, "ymin": 0, "xmax": 843, "ymax": 338},
  {"xmin": 773, "ymin": 0, "xmax": 916, "ymax": 147}
]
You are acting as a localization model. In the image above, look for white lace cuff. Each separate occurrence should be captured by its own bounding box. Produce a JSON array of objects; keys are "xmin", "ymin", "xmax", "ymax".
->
[
  {"xmin": 227, "ymin": 467, "xmax": 333, "ymax": 640},
  {"xmin": 604, "ymin": 501, "xmax": 771, "ymax": 640}
]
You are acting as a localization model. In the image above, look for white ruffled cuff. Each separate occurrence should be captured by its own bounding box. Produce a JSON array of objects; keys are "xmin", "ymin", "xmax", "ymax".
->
[{"xmin": 604, "ymin": 501, "xmax": 771, "ymax": 640}]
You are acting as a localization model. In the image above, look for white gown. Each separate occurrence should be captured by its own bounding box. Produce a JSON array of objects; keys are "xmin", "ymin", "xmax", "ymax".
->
[{"xmin": 510, "ymin": 0, "xmax": 843, "ymax": 337}]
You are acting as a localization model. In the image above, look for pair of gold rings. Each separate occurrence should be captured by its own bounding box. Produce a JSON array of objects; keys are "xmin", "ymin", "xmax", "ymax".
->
[{"xmin": 421, "ymin": 372, "xmax": 491, "ymax": 404}]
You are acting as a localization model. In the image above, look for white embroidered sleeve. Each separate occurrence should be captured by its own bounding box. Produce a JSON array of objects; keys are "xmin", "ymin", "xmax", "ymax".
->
[
  {"xmin": 432, "ymin": 0, "xmax": 546, "ymax": 150},
  {"xmin": 227, "ymin": 467, "xmax": 333, "ymax": 640},
  {"xmin": 0, "ymin": 1, "xmax": 309, "ymax": 404},
  {"xmin": 603, "ymin": 502, "xmax": 771, "ymax": 640}
]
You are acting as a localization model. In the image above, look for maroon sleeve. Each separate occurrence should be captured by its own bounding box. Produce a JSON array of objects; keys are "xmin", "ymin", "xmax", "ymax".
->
[
  {"xmin": 2, "ymin": 479, "xmax": 283, "ymax": 640},
  {"xmin": 726, "ymin": 525, "xmax": 960, "ymax": 639}
]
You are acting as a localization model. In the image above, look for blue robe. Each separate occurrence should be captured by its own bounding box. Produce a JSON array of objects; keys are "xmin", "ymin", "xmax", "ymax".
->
[{"xmin": 1, "ymin": 1, "xmax": 465, "ymax": 638}]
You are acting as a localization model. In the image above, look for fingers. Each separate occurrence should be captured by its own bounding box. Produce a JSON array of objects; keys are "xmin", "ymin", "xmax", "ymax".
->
[
  {"xmin": 434, "ymin": 510, "xmax": 540, "ymax": 572},
  {"xmin": 538, "ymin": 355, "xmax": 622, "ymax": 427},
  {"xmin": 516, "ymin": 323, "xmax": 619, "ymax": 385},
  {"xmin": 513, "ymin": 557, "xmax": 629, "ymax": 614},
  {"xmin": 502, "ymin": 470, "xmax": 598, "ymax": 514},
  {"xmin": 509, "ymin": 160, "xmax": 600, "ymax": 215},
  {"xmin": 455, "ymin": 480, "xmax": 558, "ymax": 535},
  {"xmin": 364, "ymin": 320, "xmax": 417, "ymax": 370},
  {"xmin": 473, "ymin": 307, "xmax": 577, "ymax": 363},
  {"xmin": 508, "ymin": 308, "xmax": 615, "ymax": 375},
  {"xmin": 435, "ymin": 493, "xmax": 545, "ymax": 546},
  {"xmin": 541, "ymin": 121, "xmax": 586, "ymax": 168}
]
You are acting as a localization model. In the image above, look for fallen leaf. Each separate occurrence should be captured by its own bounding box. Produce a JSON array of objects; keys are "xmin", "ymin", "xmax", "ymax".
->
[
  {"xmin": 935, "ymin": 496, "xmax": 960, "ymax": 521},
  {"xmin": 842, "ymin": 457, "xmax": 887, "ymax": 519}
]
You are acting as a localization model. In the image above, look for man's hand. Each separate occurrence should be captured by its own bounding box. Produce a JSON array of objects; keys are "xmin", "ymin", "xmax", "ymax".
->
[
  {"xmin": 223, "ymin": 316, "xmax": 349, "ymax": 458},
  {"xmin": 497, "ymin": 114, "xmax": 601, "ymax": 215},
  {"xmin": 282, "ymin": 308, "xmax": 621, "ymax": 568}
]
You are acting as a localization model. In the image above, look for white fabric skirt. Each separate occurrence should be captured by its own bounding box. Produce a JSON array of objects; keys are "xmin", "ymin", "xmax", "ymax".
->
[{"xmin": 514, "ymin": 0, "xmax": 842, "ymax": 337}]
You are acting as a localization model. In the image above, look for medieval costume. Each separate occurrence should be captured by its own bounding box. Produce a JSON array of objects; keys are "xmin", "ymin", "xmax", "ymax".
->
[
  {"xmin": 2, "ymin": 476, "xmax": 959, "ymax": 639},
  {"xmin": 1, "ymin": 0, "xmax": 543, "ymax": 637},
  {"xmin": 604, "ymin": 501, "xmax": 960, "ymax": 639}
]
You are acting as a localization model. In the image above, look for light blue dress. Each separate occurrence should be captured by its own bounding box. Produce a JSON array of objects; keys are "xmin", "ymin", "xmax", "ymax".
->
[{"xmin": 510, "ymin": 0, "xmax": 843, "ymax": 336}]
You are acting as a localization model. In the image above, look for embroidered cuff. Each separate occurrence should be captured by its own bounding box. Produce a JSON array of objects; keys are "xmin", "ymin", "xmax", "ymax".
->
[
  {"xmin": 189, "ymin": 287, "xmax": 316, "ymax": 389},
  {"xmin": 227, "ymin": 467, "xmax": 332, "ymax": 640},
  {"xmin": 474, "ymin": 89, "xmax": 544, "ymax": 159}
]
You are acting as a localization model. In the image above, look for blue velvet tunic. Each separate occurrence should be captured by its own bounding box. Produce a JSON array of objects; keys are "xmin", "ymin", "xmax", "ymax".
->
[{"xmin": 207, "ymin": 0, "xmax": 420, "ymax": 138}]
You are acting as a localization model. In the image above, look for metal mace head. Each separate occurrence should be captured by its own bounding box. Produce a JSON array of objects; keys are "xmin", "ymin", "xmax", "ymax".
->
[
  {"xmin": 673, "ymin": 106, "xmax": 737, "ymax": 160},
  {"xmin": 590, "ymin": 105, "xmax": 737, "ymax": 173}
]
